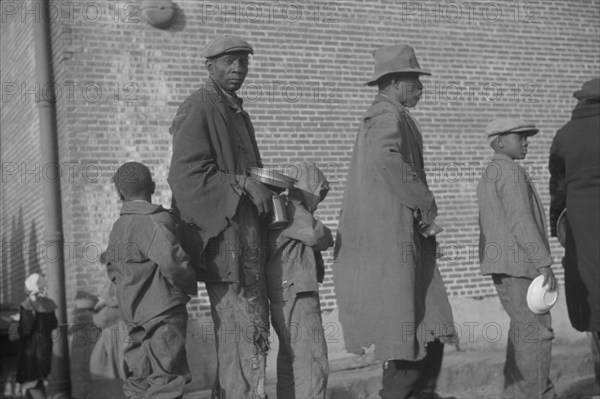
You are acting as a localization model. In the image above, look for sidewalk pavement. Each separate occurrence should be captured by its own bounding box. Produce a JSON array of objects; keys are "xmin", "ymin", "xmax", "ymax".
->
[{"xmin": 180, "ymin": 341, "xmax": 598, "ymax": 399}]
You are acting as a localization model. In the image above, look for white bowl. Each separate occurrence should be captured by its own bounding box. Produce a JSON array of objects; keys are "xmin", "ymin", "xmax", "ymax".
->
[{"xmin": 527, "ymin": 275, "xmax": 558, "ymax": 314}]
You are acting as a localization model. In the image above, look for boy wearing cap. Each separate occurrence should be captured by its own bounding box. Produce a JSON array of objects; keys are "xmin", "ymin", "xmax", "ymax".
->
[
  {"xmin": 477, "ymin": 118, "xmax": 559, "ymax": 399},
  {"xmin": 168, "ymin": 35, "xmax": 271, "ymax": 398},
  {"xmin": 106, "ymin": 162, "xmax": 197, "ymax": 399}
]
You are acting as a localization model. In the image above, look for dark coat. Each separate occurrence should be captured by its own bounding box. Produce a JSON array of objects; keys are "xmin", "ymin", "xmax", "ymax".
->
[
  {"xmin": 334, "ymin": 94, "xmax": 456, "ymax": 362},
  {"xmin": 549, "ymin": 102, "xmax": 600, "ymax": 331},
  {"xmin": 106, "ymin": 201, "xmax": 197, "ymax": 327},
  {"xmin": 168, "ymin": 79, "xmax": 263, "ymax": 282},
  {"xmin": 15, "ymin": 296, "xmax": 57, "ymax": 383},
  {"xmin": 266, "ymin": 162, "xmax": 333, "ymax": 303}
]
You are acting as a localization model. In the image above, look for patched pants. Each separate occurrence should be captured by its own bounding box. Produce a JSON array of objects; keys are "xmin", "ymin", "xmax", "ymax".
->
[
  {"xmin": 206, "ymin": 281, "xmax": 270, "ymax": 399},
  {"xmin": 492, "ymin": 274, "xmax": 558, "ymax": 399},
  {"xmin": 270, "ymin": 293, "xmax": 329, "ymax": 399},
  {"xmin": 123, "ymin": 311, "xmax": 190, "ymax": 399}
]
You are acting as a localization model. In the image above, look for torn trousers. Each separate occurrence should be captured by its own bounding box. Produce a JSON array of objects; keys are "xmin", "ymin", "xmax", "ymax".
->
[
  {"xmin": 205, "ymin": 198, "xmax": 270, "ymax": 399},
  {"xmin": 270, "ymin": 292, "xmax": 329, "ymax": 399}
]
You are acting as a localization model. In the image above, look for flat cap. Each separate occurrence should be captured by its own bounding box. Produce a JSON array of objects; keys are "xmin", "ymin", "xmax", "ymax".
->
[
  {"xmin": 203, "ymin": 35, "xmax": 253, "ymax": 59},
  {"xmin": 485, "ymin": 117, "xmax": 539, "ymax": 144}
]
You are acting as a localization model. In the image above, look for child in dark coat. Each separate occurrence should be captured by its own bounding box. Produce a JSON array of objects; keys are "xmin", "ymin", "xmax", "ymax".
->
[
  {"xmin": 266, "ymin": 161, "xmax": 333, "ymax": 399},
  {"xmin": 105, "ymin": 162, "xmax": 197, "ymax": 399},
  {"xmin": 10, "ymin": 273, "xmax": 58, "ymax": 399}
]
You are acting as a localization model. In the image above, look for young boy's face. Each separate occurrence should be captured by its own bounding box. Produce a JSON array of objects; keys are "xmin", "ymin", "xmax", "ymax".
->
[{"xmin": 497, "ymin": 133, "xmax": 529, "ymax": 160}]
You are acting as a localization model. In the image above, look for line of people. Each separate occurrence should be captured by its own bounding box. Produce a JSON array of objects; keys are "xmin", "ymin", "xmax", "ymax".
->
[
  {"xmin": 12, "ymin": 35, "xmax": 596, "ymax": 399},
  {"xmin": 106, "ymin": 35, "xmax": 599, "ymax": 399}
]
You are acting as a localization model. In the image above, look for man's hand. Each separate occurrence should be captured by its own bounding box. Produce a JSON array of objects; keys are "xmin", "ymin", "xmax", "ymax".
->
[
  {"xmin": 539, "ymin": 266, "xmax": 558, "ymax": 292},
  {"xmin": 244, "ymin": 178, "xmax": 273, "ymax": 216}
]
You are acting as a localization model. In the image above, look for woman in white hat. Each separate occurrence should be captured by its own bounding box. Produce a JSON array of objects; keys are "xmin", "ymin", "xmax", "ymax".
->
[{"xmin": 9, "ymin": 273, "xmax": 58, "ymax": 399}]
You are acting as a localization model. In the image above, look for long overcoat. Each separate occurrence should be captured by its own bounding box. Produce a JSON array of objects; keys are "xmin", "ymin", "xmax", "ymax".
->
[
  {"xmin": 334, "ymin": 94, "xmax": 456, "ymax": 362},
  {"xmin": 549, "ymin": 101, "xmax": 600, "ymax": 331}
]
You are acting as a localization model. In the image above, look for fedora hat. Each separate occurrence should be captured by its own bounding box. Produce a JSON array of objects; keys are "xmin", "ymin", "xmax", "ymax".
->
[
  {"xmin": 527, "ymin": 275, "xmax": 558, "ymax": 314},
  {"xmin": 573, "ymin": 78, "xmax": 600, "ymax": 100},
  {"xmin": 366, "ymin": 44, "xmax": 431, "ymax": 86}
]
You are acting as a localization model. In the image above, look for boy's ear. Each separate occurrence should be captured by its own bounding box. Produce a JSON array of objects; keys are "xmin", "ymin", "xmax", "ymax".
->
[
  {"xmin": 116, "ymin": 188, "xmax": 125, "ymax": 201},
  {"xmin": 150, "ymin": 182, "xmax": 156, "ymax": 195}
]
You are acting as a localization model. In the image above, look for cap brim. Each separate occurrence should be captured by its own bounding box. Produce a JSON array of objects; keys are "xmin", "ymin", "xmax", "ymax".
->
[
  {"xmin": 206, "ymin": 47, "xmax": 253, "ymax": 59},
  {"xmin": 493, "ymin": 128, "xmax": 539, "ymax": 136}
]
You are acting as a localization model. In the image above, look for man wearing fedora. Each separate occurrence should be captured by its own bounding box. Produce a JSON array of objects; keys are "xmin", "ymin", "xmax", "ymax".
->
[
  {"xmin": 549, "ymin": 77, "xmax": 600, "ymax": 391},
  {"xmin": 334, "ymin": 44, "xmax": 456, "ymax": 399},
  {"xmin": 168, "ymin": 35, "xmax": 272, "ymax": 398}
]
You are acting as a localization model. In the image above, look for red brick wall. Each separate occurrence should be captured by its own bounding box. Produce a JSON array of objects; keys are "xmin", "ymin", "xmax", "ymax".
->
[{"xmin": 2, "ymin": 0, "xmax": 599, "ymax": 319}]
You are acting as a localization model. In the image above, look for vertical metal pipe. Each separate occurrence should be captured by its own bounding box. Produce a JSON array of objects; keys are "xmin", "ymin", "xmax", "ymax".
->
[{"xmin": 32, "ymin": 0, "xmax": 71, "ymax": 397}]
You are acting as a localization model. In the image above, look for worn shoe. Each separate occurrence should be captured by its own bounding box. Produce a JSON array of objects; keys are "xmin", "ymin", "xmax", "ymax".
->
[{"xmin": 405, "ymin": 390, "xmax": 457, "ymax": 399}]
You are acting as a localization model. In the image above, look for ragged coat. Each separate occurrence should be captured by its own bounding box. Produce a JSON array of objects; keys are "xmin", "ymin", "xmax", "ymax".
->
[
  {"xmin": 266, "ymin": 162, "xmax": 333, "ymax": 303},
  {"xmin": 333, "ymin": 94, "xmax": 456, "ymax": 362},
  {"xmin": 168, "ymin": 79, "xmax": 264, "ymax": 283}
]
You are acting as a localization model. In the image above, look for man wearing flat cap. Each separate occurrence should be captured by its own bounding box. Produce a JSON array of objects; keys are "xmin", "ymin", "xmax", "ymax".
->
[
  {"xmin": 549, "ymin": 78, "xmax": 600, "ymax": 388},
  {"xmin": 334, "ymin": 44, "xmax": 456, "ymax": 399},
  {"xmin": 168, "ymin": 35, "xmax": 271, "ymax": 398}
]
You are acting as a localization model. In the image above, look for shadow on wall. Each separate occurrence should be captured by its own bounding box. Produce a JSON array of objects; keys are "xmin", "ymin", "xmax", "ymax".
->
[{"xmin": 0, "ymin": 207, "xmax": 42, "ymax": 397}]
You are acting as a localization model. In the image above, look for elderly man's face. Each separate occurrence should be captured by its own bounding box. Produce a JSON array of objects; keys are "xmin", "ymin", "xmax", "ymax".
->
[
  {"xmin": 206, "ymin": 52, "xmax": 249, "ymax": 93},
  {"xmin": 395, "ymin": 75, "xmax": 423, "ymax": 107}
]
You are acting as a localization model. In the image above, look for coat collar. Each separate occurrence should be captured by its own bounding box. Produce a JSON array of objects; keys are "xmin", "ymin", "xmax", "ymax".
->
[
  {"xmin": 572, "ymin": 102, "xmax": 600, "ymax": 120},
  {"xmin": 206, "ymin": 78, "xmax": 244, "ymax": 113},
  {"xmin": 120, "ymin": 200, "xmax": 165, "ymax": 216},
  {"xmin": 21, "ymin": 296, "xmax": 57, "ymax": 313},
  {"xmin": 491, "ymin": 153, "xmax": 515, "ymax": 162},
  {"xmin": 375, "ymin": 93, "xmax": 408, "ymax": 113}
]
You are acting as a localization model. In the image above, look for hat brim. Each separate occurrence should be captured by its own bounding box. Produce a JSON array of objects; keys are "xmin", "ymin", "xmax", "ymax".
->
[
  {"xmin": 366, "ymin": 69, "xmax": 431, "ymax": 86},
  {"xmin": 573, "ymin": 89, "xmax": 600, "ymax": 100}
]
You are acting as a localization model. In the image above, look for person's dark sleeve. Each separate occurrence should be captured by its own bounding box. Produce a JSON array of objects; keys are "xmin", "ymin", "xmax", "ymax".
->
[
  {"xmin": 365, "ymin": 112, "xmax": 437, "ymax": 224},
  {"xmin": 145, "ymin": 220, "xmax": 198, "ymax": 296},
  {"xmin": 549, "ymin": 136, "xmax": 566, "ymax": 237}
]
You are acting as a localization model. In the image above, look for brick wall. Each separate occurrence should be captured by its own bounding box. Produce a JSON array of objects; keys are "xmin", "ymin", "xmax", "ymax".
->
[
  {"xmin": 0, "ymin": 3, "xmax": 43, "ymax": 305},
  {"xmin": 2, "ymin": 0, "xmax": 599, "ymax": 319}
]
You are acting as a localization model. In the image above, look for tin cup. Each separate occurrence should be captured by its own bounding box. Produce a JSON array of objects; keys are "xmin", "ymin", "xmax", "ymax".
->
[{"xmin": 269, "ymin": 194, "xmax": 289, "ymax": 229}]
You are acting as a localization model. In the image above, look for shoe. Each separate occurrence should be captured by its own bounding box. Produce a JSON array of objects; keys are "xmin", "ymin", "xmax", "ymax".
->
[{"xmin": 406, "ymin": 390, "xmax": 457, "ymax": 399}]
